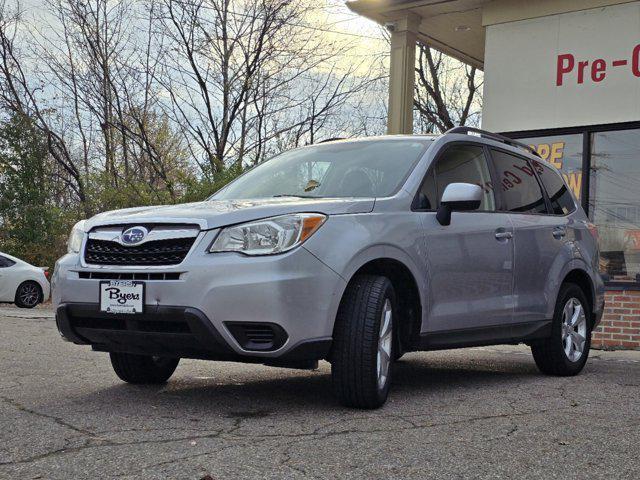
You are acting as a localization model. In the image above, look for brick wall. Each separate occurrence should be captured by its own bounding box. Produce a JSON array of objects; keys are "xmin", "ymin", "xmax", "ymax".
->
[{"xmin": 592, "ymin": 290, "xmax": 640, "ymax": 350}]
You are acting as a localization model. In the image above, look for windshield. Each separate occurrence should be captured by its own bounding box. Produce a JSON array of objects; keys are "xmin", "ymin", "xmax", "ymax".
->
[{"xmin": 212, "ymin": 139, "xmax": 432, "ymax": 200}]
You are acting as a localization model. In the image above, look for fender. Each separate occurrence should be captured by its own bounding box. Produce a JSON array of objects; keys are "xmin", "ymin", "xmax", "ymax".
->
[
  {"xmin": 309, "ymin": 243, "xmax": 427, "ymax": 339},
  {"xmin": 544, "ymin": 254, "xmax": 596, "ymax": 320},
  {"xmin": 338, "ymin": 244, "xmax": 424, "ymax": 290},
  {"xmin": 304, "ymin": 212, "xmax": 428, "ymax": 336}
]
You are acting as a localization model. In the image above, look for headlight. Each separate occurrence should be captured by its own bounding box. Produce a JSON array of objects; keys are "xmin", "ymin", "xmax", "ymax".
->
[
  {"xmin": 67, "ymin": 220, "xmax": 87, "ymax": 254},
  {"xmin": 209, "ymin": 213, "xmax": 326, "ymax": 256}
]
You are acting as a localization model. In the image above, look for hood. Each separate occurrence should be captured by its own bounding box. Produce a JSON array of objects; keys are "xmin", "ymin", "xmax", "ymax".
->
[{"xmin": 84, "ymin": 197, "xmax": 375, "ymax": 231}]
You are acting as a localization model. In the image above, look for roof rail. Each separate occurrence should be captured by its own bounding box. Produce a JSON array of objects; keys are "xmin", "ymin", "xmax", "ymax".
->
[
  {"xmin": 318, "ymin": 137, "xmax": 346, "ymax": 144},
  {"xmin": 446, "ymin": 126, "xmax": 541, "ymax": 158}
]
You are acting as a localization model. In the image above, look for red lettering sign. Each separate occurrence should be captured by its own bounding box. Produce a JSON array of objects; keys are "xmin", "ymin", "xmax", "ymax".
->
[
  {"xmin": 633, "ymin": 44, "xmax": 640, "ymax": 77},
  {"xmin": 556, "ymin": 54, "xmax": 574, "ymax": 86},
  {"xmin": 556, "ymin": 44, "xmax": 640, "ymax": 86}
]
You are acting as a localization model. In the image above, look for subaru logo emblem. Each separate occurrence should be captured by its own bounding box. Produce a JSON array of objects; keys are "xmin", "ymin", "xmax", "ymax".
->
[{"xmin": 120, "ymin": 226, "xmax": 148, "ymax": 246}]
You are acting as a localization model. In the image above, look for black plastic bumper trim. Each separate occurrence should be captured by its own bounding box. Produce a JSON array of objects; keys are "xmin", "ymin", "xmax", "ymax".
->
[
  {"xmin": 55, "ymin": 303, "xmax": 331, "ymax": 364},
  {"xmin": 419, "ymin": 320, "xmax": 552, "ymax": 351}
]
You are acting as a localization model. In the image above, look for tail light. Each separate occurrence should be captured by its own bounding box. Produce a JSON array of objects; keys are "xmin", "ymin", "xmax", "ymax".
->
[{"xmin": 586, "ymin": 222, "xmax": 599, "ymax": 241}]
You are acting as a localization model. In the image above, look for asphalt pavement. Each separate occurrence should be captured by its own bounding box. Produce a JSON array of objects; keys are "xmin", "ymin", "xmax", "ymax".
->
[{"xmin": 1, "ymin": 305, "xmax": 638, "ymax": 479}]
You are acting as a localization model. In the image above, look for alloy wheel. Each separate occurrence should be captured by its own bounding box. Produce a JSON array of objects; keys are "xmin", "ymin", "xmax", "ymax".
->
[
  {"xmin": 19, "ymin": 283, "xmax": 40, "ymax": 308},
  {"xmin": 561, "ymin": 298, "xmax": 587, "ymax": 362},
  {"xmin": 376, "ymin": 299, "xmax": 393, "ymax": 390}
]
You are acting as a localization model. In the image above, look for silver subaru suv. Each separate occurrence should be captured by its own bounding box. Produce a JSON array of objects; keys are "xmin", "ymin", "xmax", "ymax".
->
[{"xmin": 53, "ymin": 127, "xmax": 605, "ymax": 409}]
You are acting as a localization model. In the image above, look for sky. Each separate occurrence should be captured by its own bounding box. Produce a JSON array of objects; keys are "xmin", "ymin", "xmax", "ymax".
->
[
  {"xmin": 315, "ymin": 1, "xmax": 386, "ymax": 43},
  {"xmin": 311, "ymin": 1, "xmax": 389, "ymax": 75},
  {"xmin": 15, "ymin": 0, "xmax": 389, "ymax": 77}
]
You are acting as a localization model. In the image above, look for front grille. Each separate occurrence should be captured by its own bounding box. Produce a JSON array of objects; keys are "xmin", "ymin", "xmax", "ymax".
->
[{"xmin": 84, "ymin": 237, "xmax": 195, "ymax": 266}]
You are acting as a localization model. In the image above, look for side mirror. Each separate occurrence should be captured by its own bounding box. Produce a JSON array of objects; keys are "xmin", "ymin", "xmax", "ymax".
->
[{"xmin": 436, "ymin": 183, "xmax": 483, "ymax": 226}]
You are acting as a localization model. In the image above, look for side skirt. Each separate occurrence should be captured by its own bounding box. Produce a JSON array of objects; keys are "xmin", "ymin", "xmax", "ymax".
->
[{"xmin": 418, "ymin": 320, "xmax": 552, "ymax": 351}]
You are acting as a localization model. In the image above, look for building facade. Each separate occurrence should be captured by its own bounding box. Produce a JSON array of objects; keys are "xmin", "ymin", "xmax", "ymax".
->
[{"xmin": 350, "ymin": 0, "xmax": 640, "ymax": 349}]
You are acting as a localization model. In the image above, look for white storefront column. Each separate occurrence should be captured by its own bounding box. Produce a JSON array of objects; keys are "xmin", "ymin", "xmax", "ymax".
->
[{"xmin": 387, "ymin": 14, "xmax": 420, "ymax": 135}]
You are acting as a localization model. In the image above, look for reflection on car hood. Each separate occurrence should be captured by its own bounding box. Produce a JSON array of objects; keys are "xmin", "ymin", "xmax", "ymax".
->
[{"xmin": 84, "ymin": 197, "xmax": 375, "ymax": 230}]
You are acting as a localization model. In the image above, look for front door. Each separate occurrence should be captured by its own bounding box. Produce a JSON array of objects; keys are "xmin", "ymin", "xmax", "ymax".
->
[{"xmin": 417, "ymin": 143, "xmax": 515, "ymax": 333}]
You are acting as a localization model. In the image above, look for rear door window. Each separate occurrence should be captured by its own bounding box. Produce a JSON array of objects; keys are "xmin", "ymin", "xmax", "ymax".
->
[
  {"xmin": 490, "ymin": 149, "xmax": 548, "ymax": 214},
  {"xmin": 531, "ymin": 159, "xmax": 576, "ymax": 215}
]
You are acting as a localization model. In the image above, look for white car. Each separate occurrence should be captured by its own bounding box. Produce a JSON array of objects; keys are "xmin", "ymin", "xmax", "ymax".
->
[{"xmin": 0, "ymin": 252, "xmax": 50, "ymax": 308}]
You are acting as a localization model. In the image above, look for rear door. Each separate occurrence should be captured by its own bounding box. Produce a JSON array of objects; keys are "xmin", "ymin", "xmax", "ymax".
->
[
  {"xmin": 416, "ymin": 143, "xmax": 515, "ymax": 333},
  {"xmin": 489, "ymin": 149, "xmax": 567, "ymax": 323}
]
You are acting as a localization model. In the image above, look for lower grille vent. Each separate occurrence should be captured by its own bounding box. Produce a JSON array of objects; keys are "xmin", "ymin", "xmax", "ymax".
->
[
  {"xmin": 70, "ymin": 316, "xmax": 191, "ymax": 334},
  {"xmin": 225, "ymin": 322, "xmax": 287, "ymax": 352},
  {"xmin": 78, "ymin": 272, "xmax": 181, "ymax": 281}
]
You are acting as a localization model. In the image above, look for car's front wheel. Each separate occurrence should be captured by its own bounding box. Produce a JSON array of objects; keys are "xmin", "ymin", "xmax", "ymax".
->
[
  {"xmin": 110, "ymin": 353, "xmax": 179, "ymax": 384},
  {"xmin": 14, "ymin": 281, "xmax": 42, "ymax": 309},
  {"xmin": 531, "ymin": 283, "xmax": 592, "ymax": 376},
  {"xmin": 331, "ymin": 274, "xmax": 395, "ymax": 409}
]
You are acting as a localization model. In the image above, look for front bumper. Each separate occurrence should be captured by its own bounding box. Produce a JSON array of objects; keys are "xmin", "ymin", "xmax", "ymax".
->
[
  {"xmin": 53, "ymin": 238, "xmax": 345, "ymax": 361},
  {"xmin": 56, "ymin": 303, "xmax": 331, "ymax": 364}
]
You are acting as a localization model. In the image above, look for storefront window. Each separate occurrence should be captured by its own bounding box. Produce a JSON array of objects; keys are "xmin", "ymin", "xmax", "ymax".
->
[
  {"xmin": 590, "ymin": 129, "xmax": 640, "ymax": 284},
  {"xmin": 522, "ymin": 134, "xmax": 584, "ymax": 200}
]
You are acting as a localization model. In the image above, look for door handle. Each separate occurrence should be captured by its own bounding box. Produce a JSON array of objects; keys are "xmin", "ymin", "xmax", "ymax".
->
[
  {"xmin": 495, "ymin": 230, "xmax": 513, "ymax": 240},
  {"xmin": 552, "ymin": 227, "xmax": 566, "ymax": 239}
]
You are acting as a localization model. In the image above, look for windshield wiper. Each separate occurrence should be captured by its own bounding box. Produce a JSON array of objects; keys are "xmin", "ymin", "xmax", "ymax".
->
[{"xmin": 273, "ymin": 194, "xmax": 323, "ymax": 199}]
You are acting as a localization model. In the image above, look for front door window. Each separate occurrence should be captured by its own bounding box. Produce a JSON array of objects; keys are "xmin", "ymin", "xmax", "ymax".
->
[{"xmin": 418, "ymin": 144, "xmax": 496, "ymax": 211}]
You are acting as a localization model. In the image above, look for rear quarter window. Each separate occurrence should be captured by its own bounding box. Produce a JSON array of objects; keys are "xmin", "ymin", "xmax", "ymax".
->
[
  {"xmin": 0, "ymin": 256, "xmax": 16, "ymax": 268},
  {"xmin": 532, "ymin": 160, "xmax": 576, "ymax": 215}
]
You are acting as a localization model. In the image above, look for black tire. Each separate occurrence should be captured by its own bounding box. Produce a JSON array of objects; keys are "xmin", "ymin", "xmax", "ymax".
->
[
  {"xmin": 531, "ymin": 283, "xmax": 592, "ymax": 376},
  {"xmin": 110, "ymin": 353, "xmax": 179, "ymax": 384},
  {"xmin": 14, "ymin": 281, "xmax": 42, "ymax": 309},
  {"xmin": 331, "ymin": 274, "xmax": 396, "ymax": 409}
]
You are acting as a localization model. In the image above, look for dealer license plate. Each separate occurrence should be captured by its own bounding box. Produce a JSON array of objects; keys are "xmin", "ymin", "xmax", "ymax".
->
[{"xmin": 99, "ymin": 281, "xmax": 145, "ymax": 314}]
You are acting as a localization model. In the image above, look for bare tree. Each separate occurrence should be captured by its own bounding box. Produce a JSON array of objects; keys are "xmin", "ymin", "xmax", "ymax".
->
[
  {"xmin": 0, "ymin": 0, "xmax": 89, "ymax": 213},
  {"xmin": 156, "ymin": 0, "xmax": 380, "ymax": 171},
  {"xmin": 0, "ymin": 0, "xmax": 190, "ymax": 211},
  {"xmin": 1, "ymin": 0, "xmax": 387, "ymax": 212},
  {"xmin": 414, "ymin": 43, "xmax": 483, "ymax": 133},
  {"xmin": 43, "ymin": 0, "xmax": 185, "ymax": 200}
]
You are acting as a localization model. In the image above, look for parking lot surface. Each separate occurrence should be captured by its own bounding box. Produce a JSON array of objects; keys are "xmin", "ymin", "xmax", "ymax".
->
[{"xmin": 1, "ymin": 306, "xmax": 638, "ymax": 479}]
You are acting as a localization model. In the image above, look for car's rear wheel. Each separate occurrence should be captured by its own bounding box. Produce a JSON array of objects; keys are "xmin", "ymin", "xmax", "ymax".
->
[
  {"xmin": 110, "ymin": 353, "xmax": 179, "ymax": 384},
  {"xmin": 15, "ymin": 281, "xmax": 42, "ymax": 309},
  {"xmin": 531, "ymin": 283, "xmax": 592, "ymax": 376},
  {"xmin": 331, "ymin": 274, "xmax": 395, "ymax": 409}
]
